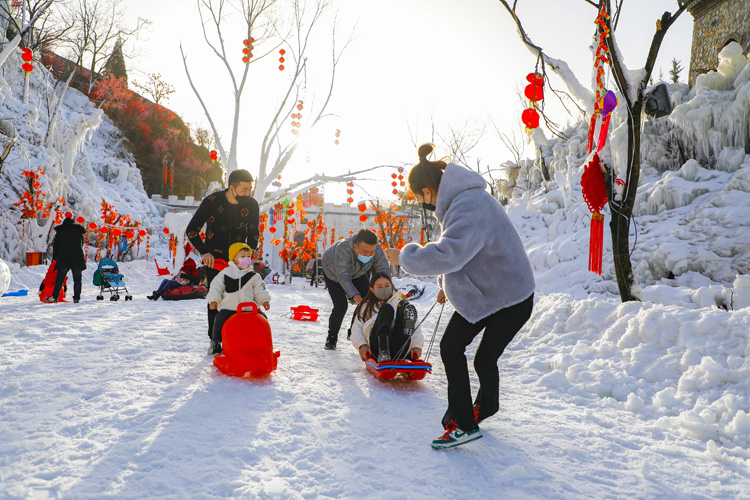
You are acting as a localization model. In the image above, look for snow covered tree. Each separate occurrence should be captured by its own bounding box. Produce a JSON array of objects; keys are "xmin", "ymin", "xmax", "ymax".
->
[
  {"xmin": 181, "ymin": 0, "xmax": 358, "ymax": 210},
  {"xmin": 499, "ymin": 0, "xmax": 697, "ymax": 302}
]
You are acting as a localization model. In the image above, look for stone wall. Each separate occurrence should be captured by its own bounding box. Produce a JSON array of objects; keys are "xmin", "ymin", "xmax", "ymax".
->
[{"xmin": 689, "ymin": 0, "xmax": 750, "ymax": 85}]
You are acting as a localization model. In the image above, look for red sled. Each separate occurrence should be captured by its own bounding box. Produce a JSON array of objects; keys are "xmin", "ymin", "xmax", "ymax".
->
[
  {"xmin": 154, "ymin": 258, "xmax": 171, "ymax": 276},
  {"xmin": 290, "ymin": 305, "xmax": 319, "ymax": 321},
  {"xmin": 39, "ymin": 260, "xmax": 68, "ymax": 303},
  {"xmin": 213, "ymin": 302, "xmax": 280, "ymax": 378},
  {"xmin": 365, "ymin": 354, "xmax": 432, "ymax": 381}
]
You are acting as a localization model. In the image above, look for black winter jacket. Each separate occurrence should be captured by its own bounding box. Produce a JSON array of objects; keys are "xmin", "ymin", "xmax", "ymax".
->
[
  {"xmin": 186, "ymin": 189, "xmax": 260, "ymax": 261},
  {"xmin": 52, "ymin": 218, "xmax": 87, "ymax": 270}
]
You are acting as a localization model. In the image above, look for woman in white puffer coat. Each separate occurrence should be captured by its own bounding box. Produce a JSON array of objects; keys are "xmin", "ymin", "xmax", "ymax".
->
[{"xmin": 350, "ymin": 272, "xmax": 424, "ymax": 363}]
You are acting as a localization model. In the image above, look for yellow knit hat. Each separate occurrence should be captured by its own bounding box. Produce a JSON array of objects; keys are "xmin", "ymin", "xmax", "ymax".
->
[{"xmin": 228, "ymin": 242, "xmax": 253, "ymax": 262}]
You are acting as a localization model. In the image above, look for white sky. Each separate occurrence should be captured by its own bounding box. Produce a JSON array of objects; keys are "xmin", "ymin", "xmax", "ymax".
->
[{"xmin": 119, "ymin": 0, "xmax": 694, "ymax": 202}]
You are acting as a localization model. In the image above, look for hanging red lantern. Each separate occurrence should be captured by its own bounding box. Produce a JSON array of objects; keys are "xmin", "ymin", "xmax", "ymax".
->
[
  {"xmin": 521, "ymin": 108, "xmax": 540, "ymax": 129},
  {"xmin": 357, "ymin": 202, "xmax": 366, "ymax": 213},
  {"xmin": 163, "ymin": 228, "xmax": 169, "ymax": 235},
  {"xmin": 286, "ymin": 208, "xmax": 294, "ymax": 216},
  {"xmin": 391, "ymin": 173, "xmax": 397, "ymax": 179},
  {"xmin": 21, "ymin": 48, "xmax": 33, "ymax": 62},
  {"xmin": 524, "ymin": 84, "xmax": 544, "ymax": 101},
  {"xmin": 138, "ymin": 230, "xmax": 146, "ymax": 237},
  {"xmin": 125, "ymin": 231, "xmax": 134, "ymax": 239},
  {"xmin": 280, "ymin": 49, "xmax": 286, "ymax": 55},
  {"xmin": 581, "ymin": 153, "xmax": 609, "ymax": 275},
  {"xmin": 100, "ymin": 227, "xmax": 108, "ymax": 234},
  {"xmin": 347, "ymin": 197, "xmax": 354, "ymax": 204},
  {"xmin": 112, "ymin": 228, "xmax": 121, "ymax": 237},
  {"xmin": 22, "ymin": 63, "xmax": 33, "ymax": 73},
  {"xmin": 89, "ymin": 222, "xmax": 97, "ymax": 230},
  {"xmin": 76, "ymin": 216, "xmax": 85, "ymax": 224},
  {"xmin": 359, "ymin": 214, "xmax": 367, "ymax": 222},
  {"xmin": 269, "ymin": 226, "xmax": 277, "ymax": 234},
  {"xmin": 64, "ymin": 212, "xmax": 72, "ymax": 218},
  {"xmin": 279, "ymin": 65, "xmax": 285, "ymax": 71},
  {"xmin": 391, "ymin": 181, "xmax": 397, "ymax": 187},
  {"xmin": 243, "ymin": 39, "xmax": 250, "ymax": 46},
  {"xmin": 392, "ymin": 189, "xmax": 398, "ymax": 195},
  {"xmin": 526, "ymin": 72, "xmax": 544, "ymax": 86}
]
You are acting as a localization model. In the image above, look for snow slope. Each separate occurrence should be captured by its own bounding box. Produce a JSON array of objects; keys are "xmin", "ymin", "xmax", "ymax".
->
[{"xmin": 1, "ymin": 264, "xmax": 749, "ymax": 499}]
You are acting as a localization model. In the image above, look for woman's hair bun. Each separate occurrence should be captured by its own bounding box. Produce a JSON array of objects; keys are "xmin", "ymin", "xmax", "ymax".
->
[{"xmin": 417, "ymin": 143, "xmax": 435, "ymax": 161}]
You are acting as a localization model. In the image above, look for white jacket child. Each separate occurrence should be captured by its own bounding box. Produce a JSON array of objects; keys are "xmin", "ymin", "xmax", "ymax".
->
[
  {"xmin": 349, "ymin": 291, "xmax": 424, "ymax": 352},
  {"xmin": 206, "ymin": 261, "xmax": 271, "ymax": 312}
]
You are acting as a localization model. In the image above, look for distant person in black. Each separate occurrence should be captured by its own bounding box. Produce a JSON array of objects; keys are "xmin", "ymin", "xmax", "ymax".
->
[
  {"xmin": 186, "ymin": 169, "xmax": 260, "ymax": 343},
  {"xmin": 45, "ymin": 216, "xmax": 87, "ymax": 303}
]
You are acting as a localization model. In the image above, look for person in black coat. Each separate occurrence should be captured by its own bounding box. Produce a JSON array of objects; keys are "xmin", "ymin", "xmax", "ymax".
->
[
  {"xmin": 186, "ymin": 169, "xmax": 260, "ymax": 340},
  {"xmin": 46, "ymin": 217, "xmax": 87, "ymax": 303}
]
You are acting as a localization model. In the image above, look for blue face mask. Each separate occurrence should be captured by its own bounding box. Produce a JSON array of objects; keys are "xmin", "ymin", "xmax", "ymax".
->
[{"xmin": 357, "ymin": 254, "xmax": 373, "ymax": 264}]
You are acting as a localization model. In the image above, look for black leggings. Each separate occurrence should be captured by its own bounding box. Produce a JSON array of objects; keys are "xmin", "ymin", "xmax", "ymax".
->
[
  {"xmin": 440, "ymin": 294, "xmax": 534, "ymax": 432},
  {"xmin": 368, "ymin": 303, "xmax": 412, "ymax": 360},
  {"xmin": 205, "ymin": 267, "xmax": 221, "ymax": 339}
]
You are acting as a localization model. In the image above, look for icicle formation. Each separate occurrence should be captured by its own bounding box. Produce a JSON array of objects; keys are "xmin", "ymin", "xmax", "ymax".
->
[{"xmin": 581, "ymin": 154, "xmax": 608, "ymax": 274}]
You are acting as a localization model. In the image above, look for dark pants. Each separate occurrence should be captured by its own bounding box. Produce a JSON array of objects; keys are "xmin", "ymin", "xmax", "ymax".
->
[
  {"xmin": 53, "ymin": 266, "xmax": 82, "ymax": 301},
  {"xmin": 369, "ymin": 303, "xmax": 412, "ymax": 360},
  {"xmin": 206, "ymin": 267, "xmax": 221, "ymax": 339},
  {"xmin": 153, "ymin": 279, "xmax": 178, "ymax": 296},
  {"xmin": 440, "ymin": 294, "xmax": 534, "ymax": 432},
  {"xmin": 323, "ymin": 272, "xmax": 370, "ymax": 339}
]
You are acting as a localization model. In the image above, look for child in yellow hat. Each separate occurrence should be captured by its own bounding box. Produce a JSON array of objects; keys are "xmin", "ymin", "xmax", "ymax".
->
[{"xmin": 206, "ymin": 242, "xmax": 271, "ymax": 354}]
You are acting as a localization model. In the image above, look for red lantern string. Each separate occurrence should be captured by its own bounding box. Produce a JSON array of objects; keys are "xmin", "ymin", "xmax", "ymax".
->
[
  {"xmin": 520, "ymin": 72, "xmax": 544, "ymax": 132},
  {"xmin": 580, "ymin": 153, "xmax": 608, "ymax": 275}
]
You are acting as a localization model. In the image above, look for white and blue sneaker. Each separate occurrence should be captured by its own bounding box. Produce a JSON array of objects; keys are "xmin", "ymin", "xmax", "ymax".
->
[{"xmin": 431, "ymin": 421, "xmax": 483, "ymax": 450}]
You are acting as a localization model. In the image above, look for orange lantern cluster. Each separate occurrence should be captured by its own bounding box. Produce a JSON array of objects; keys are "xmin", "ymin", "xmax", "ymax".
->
[
  {"xmin": 21, "ymin": 47, "xmax": 33, "ymax": 75},
  {"xmin": 372, "ymin": 203, "xmax": 410, "ymax": 250},
  {"xmin": 291, "ymin": 100, "xmax": 303, "ymax": 136},
  {"xmin": 334, "ymin": 129, "xmax": 341, "ymax": 145},
  {"xmin": 210, "ymin": 150, "xmax": 218, "ymax": 163},
  {"xmin": 345, "ymin": 181, "xmax": 354, "ymax": 204},
  {"xmin": 278, "ymin": 48, "xmax": 285, "ymax": 71},
  {"xmin": 521, "ymin": 72, "xmax": 544, "ymax": 131},
  {"xmin": 358, "ymin": 201, "xmax": 367, "ymax": 223},
  {"xmin": 242, "ymin": 38, "xmax": 254, "ymax": 64}
]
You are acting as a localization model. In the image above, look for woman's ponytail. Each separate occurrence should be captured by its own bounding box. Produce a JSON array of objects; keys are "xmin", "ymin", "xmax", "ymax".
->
[{"xmin": 409, "ymin": 143, "xmax": 447, "ymax": 194}]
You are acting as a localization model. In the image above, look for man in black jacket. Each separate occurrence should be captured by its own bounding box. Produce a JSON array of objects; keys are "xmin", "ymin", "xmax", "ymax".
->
[
  {"xmin": 186, "ymin": 169, "xmax": 260, "ymax": 341},
  {"xmin": 46, "ymin": 217, "xmax": 87, "ymax": 303}
]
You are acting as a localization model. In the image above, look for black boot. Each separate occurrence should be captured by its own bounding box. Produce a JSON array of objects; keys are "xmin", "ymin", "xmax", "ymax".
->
[
  {"xmin": 377, "ymin": 330, "xmax": 390, "ymax": 363},
  {"xmin": 325, "ymin": 332, "xmax": 337, "ymax": 350}
]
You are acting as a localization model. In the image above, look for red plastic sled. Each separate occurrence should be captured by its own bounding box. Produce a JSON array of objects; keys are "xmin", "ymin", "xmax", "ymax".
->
[
  {"xmin": 39, "ymin": 260, "xmax": 67, "ymax": 303},
  {"xmin": 154, "ymin": 259, "xmax": 170, "ymax": 276},
  {"xmin": 365, "ymin": 354, "xmax": 432, "ymax": 381},
  {"xmin": 213, "ymin": 302, "xmax": 280, "ymax": 378},
  {"xmin": 290, "ymin": 305, "xmax": 319, "ymax": 321}
]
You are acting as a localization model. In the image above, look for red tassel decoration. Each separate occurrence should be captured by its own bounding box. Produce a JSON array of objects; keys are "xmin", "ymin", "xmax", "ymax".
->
[
  {"xmin": 585, "ymin": 113, "xmax": 598, "ymax": 153},
  {"xmin": 589, "ymin": 213, "xmax": 605, "ymax": 274},
  {"xmin": 596, "ymin": 114, "xmax": 611, "ymax": 153},
  {"xmin": 581, "ymin": 153, "xmax": 609, "ymax": 275}
]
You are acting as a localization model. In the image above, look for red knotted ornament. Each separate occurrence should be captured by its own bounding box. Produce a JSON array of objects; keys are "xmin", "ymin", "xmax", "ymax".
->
[{"xmin": 580, "ymin": 153, "xmax": 608, "ymax": 275}]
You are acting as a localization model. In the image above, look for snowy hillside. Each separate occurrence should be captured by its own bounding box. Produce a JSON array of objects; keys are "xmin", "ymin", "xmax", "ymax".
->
[{"xmin": 0, "ymin": 49, "xmax": 163, "ymax": 265}]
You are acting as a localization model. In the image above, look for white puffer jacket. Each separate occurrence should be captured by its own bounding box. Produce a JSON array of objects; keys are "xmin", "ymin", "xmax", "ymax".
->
[
  {"xmin": 349, "ymin": 292, "xmax": 424, "ymax": 351},
  {"xmin": 206, "ymin": 262, "xmax": 271, "ymax": 312}
]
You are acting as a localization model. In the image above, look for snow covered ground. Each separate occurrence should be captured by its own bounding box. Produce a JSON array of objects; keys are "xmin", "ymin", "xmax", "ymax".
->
[{"xmin": 2, "ymin": 262, "xmax": 749, "ymax": 499}]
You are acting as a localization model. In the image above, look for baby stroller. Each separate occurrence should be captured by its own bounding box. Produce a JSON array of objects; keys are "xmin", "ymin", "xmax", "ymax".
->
[{"xmin": 93, "ymin": 258, "xmax": 132, "ymax": 301}]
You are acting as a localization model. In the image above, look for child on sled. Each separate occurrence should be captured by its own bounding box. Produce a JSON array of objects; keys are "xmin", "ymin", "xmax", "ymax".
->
[
  {"xmin": 350, "ymin": 272, "xmax": 424, "ymax": 363},
  {"xmin": 206, "ymin": 243, "xmax": 271, "ymax": 355}
]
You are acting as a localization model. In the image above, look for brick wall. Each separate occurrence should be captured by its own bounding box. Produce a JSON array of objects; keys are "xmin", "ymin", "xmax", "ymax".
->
[{"xmin": 689, "ymin": 0, "xmax": 750, "ymax": 85}]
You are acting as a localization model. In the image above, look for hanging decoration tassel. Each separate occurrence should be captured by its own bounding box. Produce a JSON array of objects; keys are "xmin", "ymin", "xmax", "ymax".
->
[
  {"xmin": 596, "ymin": 91, "xmax": 618, "ymax": 153},
  {"xmin": 581, "ymin": 154, "xmax": 609, "ymax": 275}
]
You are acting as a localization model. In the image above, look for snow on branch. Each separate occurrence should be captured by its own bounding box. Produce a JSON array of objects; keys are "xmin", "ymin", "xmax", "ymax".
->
[{"xmin": 0, "ymin": 0, "xmax": 55, "ymax": 69}]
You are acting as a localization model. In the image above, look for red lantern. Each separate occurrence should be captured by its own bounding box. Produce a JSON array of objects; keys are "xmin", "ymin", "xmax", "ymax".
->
[
  {"xmin": 100, "ymin": 227, "xmax": 108, "ymax": 234},
  {"xmin": 391, "ymin": 181, "xmax": 397, "ymax": 187},
  {"xmin": 242, "ymin": 48, "xmax": 250, "ymax": 55},
  {"xmin": 359, "ymin": 214, "xmax": 367, "ymax": 222},
  {"xmin": 280, "ymin": 49, "xmax": 286, "ymax": 55},
  {"xmin": 21, "ymin": 52, "xmax": 33, "ymax": 62},
  {"xmin": 243, "ymin": 39, "xmax": 250, "ymax": 46},
  {"xmin": 521, "ymin": 108, "xmax": 540, "ymax": 129},
  {"xmin": 89, "ymin": 222, "xmax": 97, "ymax": 230},
  {"xmin": 526, "ymin": 72, "xmax": 544, "ymax": 86},
  {"xmin": 391, "ymin": 173, "xmax": 397, "ymax": 179},
  {"xmin": 138, "ymin": 230, "xmax": 147, "ymax": 237},
  {"xmin": 357, "ymin": 202, "xmax": 366, "ymax": 213},
  {"xmin": 64, "ymin": 211, "xmax": 73, "ymax": 218},
  {"xmin": 163, "ymin": 228, "xmax": 169, "ymax": 235},
  {"xmin": 112, "ymin": 229, "xmax": 121, "ymax": 237},
  {"xmin": 524, "ymin": 84, "xmax": 544, "ymax": 101},
  {"xmin": 392, "ymin": 189, "xmax": 398, "ymax": 195},
  {"xmin": 126, "ymin": 231, "xmax": 134, "ymax": 239},
  {"xmin": 22, "ymin": 63, "xmax": 33, "ymax": 73},
  {"xmin": 269, "ymin": 226, "xmax": 277, "ymax": 234},
  {"xmin": 347, "ymin": 197, "xmax": 354, "ymax": 204},
  {"xmin": 286, "ymin": 209, "xmax": 294, "ymax": 216},
  {"xmin": 76, "ymin": 216, "xmax": 85, "ymax": 223},
  {"xmin": 279, "ymin": 65, "xmax": 284, "ymax": 71}
]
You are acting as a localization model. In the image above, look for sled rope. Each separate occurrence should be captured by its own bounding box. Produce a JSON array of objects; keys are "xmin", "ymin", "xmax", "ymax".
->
[{"xmin": 424, "ymin": 303, "xmax": 445, "ymax": 364}]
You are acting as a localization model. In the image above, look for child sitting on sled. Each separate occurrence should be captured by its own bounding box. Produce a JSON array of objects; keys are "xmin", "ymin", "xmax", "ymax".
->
[
  {"xmin": 206, "ymin": 243, "xmax": 271, "ymax": 355},
  {"xmin": 147, "ymin": 257, "xmax": 202, "ymax": 300},
  {"xmin": 350, "ymin": 272, "xmax": 424, "ymax": 363}
]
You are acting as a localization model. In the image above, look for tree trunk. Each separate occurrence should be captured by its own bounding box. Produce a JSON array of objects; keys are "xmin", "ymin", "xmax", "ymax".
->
[{"xmin": 609, "ymin": 102, "xmax": 643, "ymax": 302}]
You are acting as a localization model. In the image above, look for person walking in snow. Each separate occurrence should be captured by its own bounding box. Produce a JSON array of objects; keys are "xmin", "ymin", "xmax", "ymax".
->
[
  {"xmin": 321, "ymin": 229, "xmax": 391, "ymax": 350},
  {"xmin": 349, "ymin": 272, "xmax": 423, "ymax": 363},
  {"xmin": 206, "ymin": 243, "xmax": 271, "ymax": 355},
  {"xmin": 45, "ymin": 216, "xmax": 87, "ymax": 303},
  {"xmin": 384, "ymin": 143, "xmax": 535, "ymax": 450},
  {"xmin": 186, "ymin": 169, "xmax": 260, "ymax": 345}
]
